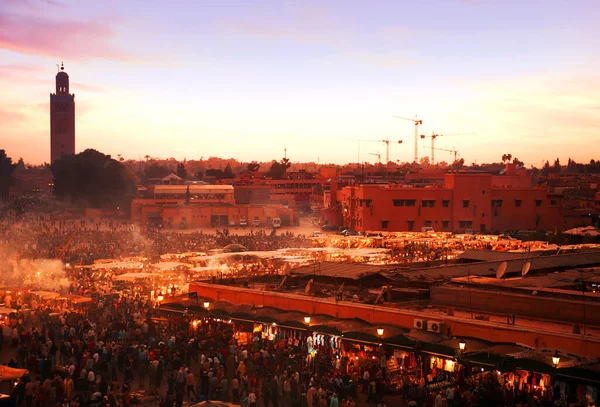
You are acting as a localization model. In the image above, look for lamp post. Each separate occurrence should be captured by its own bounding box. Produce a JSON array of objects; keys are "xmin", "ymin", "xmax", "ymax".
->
[
  {"xmin": 304, "ymin": 316, "xmax": 311, "ymax": 325},
  {"xmin": 459, "ymin": 339, "xmax": 466, "ymax": 352},
  {"xmin": 203, "ymin": 301, "xmax": 210, "ymax": 310},
  {"xmin": 552, "ymin": 350, "xmax": 560, "ymax": 368},
  {"xmin": 377, "ymin": 327, "xmax": 384, "ymax": 338}
]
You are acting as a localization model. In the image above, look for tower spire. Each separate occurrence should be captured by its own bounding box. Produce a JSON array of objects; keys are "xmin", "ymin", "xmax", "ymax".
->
[{"xmin": 61, "ymin": 61, "xmax": 64, "ymax": 71}]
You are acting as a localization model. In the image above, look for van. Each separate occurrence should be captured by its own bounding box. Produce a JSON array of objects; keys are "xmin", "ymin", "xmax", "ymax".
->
[
  {"xmin": 272, "ymin": 218, "xmax": 282, "ymax": 228},
  {"xmin": 240, "ymin": 218, "xmax": 248, "ymax": 227},
  {"xmin": 421, "ymin": 227, "xmax": 434, "ymax": 233},
  {"xmin": 251, "ymin": 219, "xmax": 260, "ymax": 227}
]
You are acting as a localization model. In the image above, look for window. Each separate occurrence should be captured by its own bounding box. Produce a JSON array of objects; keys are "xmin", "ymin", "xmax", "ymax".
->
[
  {"xmin": 492, "ymin": 200, "xmax": 503, "ymax": 208},
  {"xmin": 424, "ymin": 220, "xmax": 432, "ymax": 227},
  {"xmin": 462, "ymin": 200, "xmax": 470, "ymax": 208},
  {"xmin": 407, "ymin": 220, "xmax": 414, "ymax": 231},
  {"xmin": 364, "ymin": 199, "xmax": 372, "ymax": 208},
  {"xmin": 381, "ymin": 220, "xmax": 388, "ymax": 229},
  {"xmin": 550, "ymin": 199, "xmax": 557, "ymax": 207},
  {"xmin": 422, "ymin": 200, "xmax": 435, "ymax": 208},
  {"xmin": 459, "ymin": 220, "xmax": 473, "ymax": 229},
  {"xmin": 442, "ymin": 200, "xmax": 450, "ymax": 208},
  {"xmin": 515, "ymin": 199, "xmax": 522, "ymax": 208},
  {"xmin": 442, "ymin": 220, "xmax": 449, "ymax": 229},
  {"xmin": 392, "ymin": 199, "xmax": 405, "ymax": 207},
  {"xmin": 405, "ymin": 199, "xmax": 416, "ymax": 207},
  {"xmin": 535, "ymin": 200, "xmax": 542, "ymax": 207}
]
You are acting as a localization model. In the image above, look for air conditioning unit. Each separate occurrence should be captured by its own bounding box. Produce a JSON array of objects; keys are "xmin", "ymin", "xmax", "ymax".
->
[
  {"xmin": 413, "ymin": 319, "xmax": 426, "ymax": 330},
  {"xmin": 427, "ymin": 320, "xmax": 443, "ymax": 333}
]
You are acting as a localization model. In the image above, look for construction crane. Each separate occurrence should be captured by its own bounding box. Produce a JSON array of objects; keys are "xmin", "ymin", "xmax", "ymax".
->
[
  {"xmin": 432, "ymin": 147, "xmax": 460, "ymax": 162},
  {"xmin": 393, "ymin": 115, "xmax": 422, "ymax": 163},
  {"xmin": 376, "ymin": 138, "xmax": 403, "ymax": 164},
  {"xmin": 348, "ymin": 138, "xmax": 402, "ymax": 164},
  {"xmin": 421, "ymin": 132, "xmax": 474, "ymax": 164},
  {"xmin": 369, "ymin": 152, "xmax": 381, "ymax": 164}
]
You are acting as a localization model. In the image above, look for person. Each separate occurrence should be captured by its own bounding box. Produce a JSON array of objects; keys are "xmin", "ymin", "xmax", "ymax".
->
[
  {"xmin": 435, "ymin": 391, "xmax": 443, "ymax": 407},
  {"xmin": 186, "ymin": 370, "xmax": 196, "ymax": 401},
  {"xmin": 247, "ymin": 391, "xmax": 257, "ymax": 407},
  {"xmin": 330, "ymin": 393, "xmax": 339, "ymax": 407}
]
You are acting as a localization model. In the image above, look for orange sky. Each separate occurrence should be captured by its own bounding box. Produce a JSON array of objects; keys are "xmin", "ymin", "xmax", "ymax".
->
[{"xmin": 1, "ymin": 0, "xmax": 599, "ymax": 166}]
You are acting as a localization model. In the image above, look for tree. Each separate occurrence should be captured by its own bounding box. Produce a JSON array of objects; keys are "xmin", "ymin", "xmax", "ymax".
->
[
  {"xmin": 512, "ymin": 157, "xmax": 524, "ymax": 167},
  {"xmin": 246, "ymin": 162, "xmax": 260, "ymax": 172},
  {"xmin": 266, "ymin": 161, "xmax": 285, "ymax": 179},
  {"xmin": 223, "ymin": 163, "xmax": 234, "ymax": 178},
  {"xmin": 542, "ymin": 160, "xmax": 551, "ymax": 176},
  {"xmin": 144, "ymin": 163, "xmax": 170, "ymax": 179},
  {"xmin": 0, "ymin": 150, "xmax": 17, "ymax": 200},
  {"xmin": 176, "ymin": 163, "xmax": 187, "ymax": 179},
  {"xmin": 553, "ymin": 158, "xmax": 561, "ymax": 173},
  {"xmin": 501, "ymin": 154, "xmax": 513, "ymax": 164},
  {"xmin": 51, "ymin": 149, "xmax": 138, "ymax": 209},
  {"xmin": 452, "ymin": 158, "xmax": 465, "ymax": 170},
  {"xmin": 419, "ymin": 156, "xmax": 430, "ymax": 167}
]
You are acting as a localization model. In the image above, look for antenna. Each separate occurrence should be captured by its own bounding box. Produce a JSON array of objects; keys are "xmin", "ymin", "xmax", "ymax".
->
[
  {"xmin": 56, "ymin": 64, "xmax": 60, "ymax": 73},
  {"xmin": 496, "ymin": 261, "xmax": 508, "ymax": 279},
  {"xmin": 284, "ymin": 147, "xmax": 287, "ymax": 160},
  {"xmin": 521, "ymin": 261, "xmax": 531, "ymax": 277}
]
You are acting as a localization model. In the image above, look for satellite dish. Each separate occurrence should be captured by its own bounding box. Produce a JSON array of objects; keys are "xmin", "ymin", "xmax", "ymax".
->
[
  {"xmin": 305, "ymin": 279, "xmax": 314, "ymax": 294},
  {"xmin": 496, "ymin": 262, "xmax": 508, "ymax": 279},
  {"xmin": 521, "ymin": 261, "xmax": 531, "ymax": 277}
]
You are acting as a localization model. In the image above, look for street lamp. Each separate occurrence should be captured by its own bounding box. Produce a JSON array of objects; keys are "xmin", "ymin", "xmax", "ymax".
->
[
  {"xmin": 203, "ymin": 301, "xmax": 210, "ymax": 309},
  {"xmin": 459, "ymin": 339, "xmax": 466, "ymax": 352},
  {"xmin": 304, "ymin": 316, "xmax": 311, "ymax": 325},
  {"xmin": 552, "ymin": 350, "xmax": 560, "ymax": 367},
  {"xmin": 377, "ymin": 327, "xmax": 384, "ymax": 338},
  {"xmin": 157, "ymin": 293, "xmax": 164, "ymax": 303}
]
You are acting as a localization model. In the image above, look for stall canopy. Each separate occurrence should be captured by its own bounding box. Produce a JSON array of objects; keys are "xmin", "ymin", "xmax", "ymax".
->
[
  {"xmin": 0, "ymin": 365, "xmax": 28, "ymax": 381},
  {"xmin": 0, "ymin": 307, "xmax": 16, "ymax": 315}
]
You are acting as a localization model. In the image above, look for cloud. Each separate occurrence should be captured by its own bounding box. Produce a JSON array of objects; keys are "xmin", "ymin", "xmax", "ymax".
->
[{"xmin": 0, "ymin": 11, "xmax": 135, "ymax": 61}]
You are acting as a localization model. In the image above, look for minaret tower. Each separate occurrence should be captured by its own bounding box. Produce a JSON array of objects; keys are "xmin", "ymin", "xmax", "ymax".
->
[{"xmin": 50, "ymin": 62, "xmax": 75, "ymax": 163}]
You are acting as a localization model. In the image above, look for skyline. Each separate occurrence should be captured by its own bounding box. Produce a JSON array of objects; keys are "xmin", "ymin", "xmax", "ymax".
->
[{"xmin": 1, "ymin": 0, "xmax": 599, "ymax": 166}]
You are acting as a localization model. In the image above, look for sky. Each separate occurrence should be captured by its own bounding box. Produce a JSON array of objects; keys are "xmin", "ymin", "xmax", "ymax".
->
[{"xmin": 1, "ymin": 0, "xmax": 599, "ymax": 166}]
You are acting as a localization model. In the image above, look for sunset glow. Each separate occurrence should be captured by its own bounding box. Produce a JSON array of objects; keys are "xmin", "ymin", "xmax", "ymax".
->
[{"xmin": 1, "ymin": 0, "xmax": 599, "ymax": 165}]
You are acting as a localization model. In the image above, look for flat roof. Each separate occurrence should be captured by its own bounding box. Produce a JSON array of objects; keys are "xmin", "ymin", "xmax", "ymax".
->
[
  {"xmin": 389, "ymin": 250, "xmax": 600, "ymax": 282},
  {"xmin": 290, "ymin": 262, "xmax": 393, "ymax": 280},
  {"xmin": 154, "ymin": 185, "xmax": 234, "ymax": 192}
]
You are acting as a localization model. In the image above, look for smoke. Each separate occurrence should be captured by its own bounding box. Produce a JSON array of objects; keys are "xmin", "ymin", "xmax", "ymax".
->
[{"xmin": 1, "ymin": 258, "xmax": 70, "ymax": 292}]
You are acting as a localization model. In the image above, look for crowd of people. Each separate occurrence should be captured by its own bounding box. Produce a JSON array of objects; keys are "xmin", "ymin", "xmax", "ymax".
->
[
  {"xmin": 1, "ymin": 290, "xmax": 594, "ymax": 407},
  {"xmin": 0, "ymin": 219, "xmax": 311, "ymax": 265}
]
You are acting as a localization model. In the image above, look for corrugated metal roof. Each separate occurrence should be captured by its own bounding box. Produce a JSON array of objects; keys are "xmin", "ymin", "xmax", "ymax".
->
[
  {"xmin": 392, "ymin": 250, "xmax": 600, "ymax": 282},
  {"xmin": 458, "ymin": 249, "xmax": 541, "ymax": 262},
  {"xmin": 290, "ymin": 262, "xmax": 393, "ymax": 280}
]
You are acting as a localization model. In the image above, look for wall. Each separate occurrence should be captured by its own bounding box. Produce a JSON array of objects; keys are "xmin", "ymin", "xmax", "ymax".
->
[
  {"xmin": 490, "ymin": 188, "xmax": 563, "ymax": 231},
  {"xmin": 189, "ymin": 282, "xmax": 600, "ymax": 357},
  {"xmin": 447, "ymin": 174, "xmax": 492, "ymax": 233},
  {"xmin": 132, "ymin": 202, "xmax": 295, "ymax": 228},
  {"xmin": 430, "ymin": 285, "xmax": 600, "ymax": 326}
]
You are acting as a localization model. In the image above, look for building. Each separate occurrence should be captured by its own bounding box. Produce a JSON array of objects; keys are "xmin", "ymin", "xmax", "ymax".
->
[
  {"xmin": 131, "ymin": 184, "xmax": 295, "ymax": 228},
  {"xmin": 338, "ymin": 164, "xmax": 564, "ymax": 233},
  {"xmin": 50, "ymin": 63, "xmax": 75, "ymax": 163}
]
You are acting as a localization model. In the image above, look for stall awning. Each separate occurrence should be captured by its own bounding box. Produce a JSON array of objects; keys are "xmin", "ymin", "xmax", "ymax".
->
[{"xmin": 0, "ymin": 365, "xmax": 28, "ymax": 381}]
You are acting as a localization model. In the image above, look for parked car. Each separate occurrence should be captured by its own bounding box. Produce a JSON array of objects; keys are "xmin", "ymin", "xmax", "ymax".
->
[
  {"xmin": 341, "ymin": 229, "xmax": 358, "ymax": 236},
  {"xmin": 252, "ymin": 219, "xmax": 260, "ymax": 227},
  {"xmin": 240, "ymin": 219, "xmax": 248, "ymax": 227},
  {"xmin": 272, "ymin": 218, "xmax": 282, "ymax": 228},
  {"xmin": 321, "ymin": 224, "xmax": 338, "ymax": 231},
  {"xmin": 421, "ymin": 227, "xmax": 434, "ymax": 233},
  {"xmin": 313, "ymin": 230, "xmax": 325, "ymax": 237}
]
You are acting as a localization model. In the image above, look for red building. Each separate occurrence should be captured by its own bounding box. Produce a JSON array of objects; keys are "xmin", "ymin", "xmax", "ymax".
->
[{"xmin": 338, "ymin": 165, "xmax": 565, "ymax": 233}]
